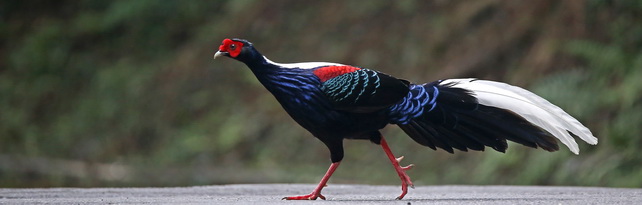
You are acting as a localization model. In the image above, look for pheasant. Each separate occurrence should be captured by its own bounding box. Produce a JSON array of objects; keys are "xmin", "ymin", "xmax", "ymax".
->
[{"xmin": 213, "ymin": 38, "xmax": 598, "ymax": 200}]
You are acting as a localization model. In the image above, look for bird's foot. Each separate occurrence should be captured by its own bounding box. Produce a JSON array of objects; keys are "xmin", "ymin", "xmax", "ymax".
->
[
  {"xmin": 282, "ymin": 192, "xmax": 326, "ymax": 200},
  {"xmin": 380, "ymin": 137, "xmax": 415, "ymax": 200},
  {"xmin": 283, "ymin": 162, "xmax": 339, "ymax": 200},
  {"xmin": 393, "ymin": 155, "xmax": 415, "ymax": 200}
]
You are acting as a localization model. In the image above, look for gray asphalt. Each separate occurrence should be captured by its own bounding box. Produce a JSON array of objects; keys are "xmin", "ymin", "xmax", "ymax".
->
[{"xmin": 1, "ymin": 184, "xmax": 640, "ymax": 204}]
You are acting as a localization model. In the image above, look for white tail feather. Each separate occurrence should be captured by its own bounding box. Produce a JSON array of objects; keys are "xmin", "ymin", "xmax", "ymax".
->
[{"xmin": 441, "ymin": 78, "xmax": 598, "ymax": 154}]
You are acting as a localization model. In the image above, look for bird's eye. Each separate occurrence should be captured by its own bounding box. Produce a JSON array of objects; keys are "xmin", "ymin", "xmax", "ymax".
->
[{"xmin": 230, "ymin": 44, "xmax": 236, "ymax": 50}]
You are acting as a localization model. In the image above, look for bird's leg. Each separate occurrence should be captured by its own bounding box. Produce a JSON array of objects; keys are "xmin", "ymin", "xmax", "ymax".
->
[
  {"xmin": 380, "ymin": 136, "xmax": 415, "ymax": 200},
  {"xmin": 282, "ymin": 162, "xmax": 340, "ymax": 200}
]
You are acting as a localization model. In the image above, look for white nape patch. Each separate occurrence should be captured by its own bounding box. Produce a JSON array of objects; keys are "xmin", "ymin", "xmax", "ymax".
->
[{"xmin": 264, "ymin": 56, "xmax": 344, "ymax": 69}]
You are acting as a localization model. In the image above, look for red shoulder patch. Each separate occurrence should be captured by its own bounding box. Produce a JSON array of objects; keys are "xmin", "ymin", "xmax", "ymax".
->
[{"xmin": 313, "ymin": 66, "xmax": 361, "ymax": 82}]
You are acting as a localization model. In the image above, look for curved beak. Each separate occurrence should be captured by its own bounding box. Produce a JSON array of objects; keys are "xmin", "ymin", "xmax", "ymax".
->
[{"xmin": 213, "ymin": 51, "xmax": 228, "ymax": 59}]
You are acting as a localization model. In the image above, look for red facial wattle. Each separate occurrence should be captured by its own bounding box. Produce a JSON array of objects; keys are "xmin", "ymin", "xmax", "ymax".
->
[{"xmin": 219, "ymin": 39, "xmax": 244, "ymax": 58}]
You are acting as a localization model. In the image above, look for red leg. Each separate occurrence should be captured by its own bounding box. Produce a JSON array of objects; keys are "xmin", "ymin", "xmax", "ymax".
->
[
  {"xmin": 282, "ymin": 162, "xmax": 340, "ymax": 200},
  {"xmin": 380, "ymin": 136, "xmax": 414, "ymax": 200}
]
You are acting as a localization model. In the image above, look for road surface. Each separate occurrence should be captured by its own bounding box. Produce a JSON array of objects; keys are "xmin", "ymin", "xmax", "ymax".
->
[{"xmin": 1, "ymin": 184, "xmax": 641, "ymax": 204}]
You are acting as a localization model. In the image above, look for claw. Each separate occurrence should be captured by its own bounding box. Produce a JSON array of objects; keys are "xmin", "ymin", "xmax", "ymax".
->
[
  {"xmin": 402, "ymin": 164, "xmax": 415, "ymax": 170},
  {"xmin": 396, "ymin": 156, "xmax": 404, "ymax": 163}
]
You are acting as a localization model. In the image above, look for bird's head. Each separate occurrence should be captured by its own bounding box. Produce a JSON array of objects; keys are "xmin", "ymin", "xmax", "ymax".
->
[{"xmin": 214, "ymin": 38, "xmax": 260, "ymax": 63}]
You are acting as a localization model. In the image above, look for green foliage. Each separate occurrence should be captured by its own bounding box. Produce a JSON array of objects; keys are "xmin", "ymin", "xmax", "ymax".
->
[
  {"xmin": 530, "ymin": 1, "xmax": 642, "ymax": 187},
  {"xmin": 0, "ymin": 0, "xmax": 640, "ymax": 188}
]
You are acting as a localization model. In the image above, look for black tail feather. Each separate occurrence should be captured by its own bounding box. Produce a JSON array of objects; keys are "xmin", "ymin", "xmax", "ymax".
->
[
  {"xmin": 469, "ymin": 106, "xmax": 559, "ymax": 151},
  {"xmin": 398, "ymin": 83, "xmax": 560, "ymax": 153},
  {"xmin": 416, "ymin": 120, "xmax": 471, "ymax": 152},
  {"xmin": 432, "ymin": 125, "xmax": 485, "ymax": 151},
  {"xmin": 399, "ymin": 121, "xmax": 437, "ymax": 150}
]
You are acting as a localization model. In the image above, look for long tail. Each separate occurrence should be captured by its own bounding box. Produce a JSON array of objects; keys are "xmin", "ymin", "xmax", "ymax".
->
[{"xmin": 391, "ymin": 78, "xmax": 598, "ymax": 154}]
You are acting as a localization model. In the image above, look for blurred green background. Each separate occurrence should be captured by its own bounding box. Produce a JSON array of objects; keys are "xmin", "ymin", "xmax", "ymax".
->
[{"xmin": 1, "ymin": 0, "xmax": 641, "ymax": 188}]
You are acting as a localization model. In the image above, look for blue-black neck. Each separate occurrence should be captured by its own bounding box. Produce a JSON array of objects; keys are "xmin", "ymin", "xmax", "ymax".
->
[
  {"xmin": 234, "ymin": 47, "xmax": 317, "ymax": 95},
  {"xmin": 236, "ymin": 47, "xmax": 301, "ymax": 85},
  {"xmin": 243, "ymin": 57, "xmax": 316, "ymax": 95},
  {"xmin": 238, "ymin": 52, "xmax": 336, "ymax": 130}
]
